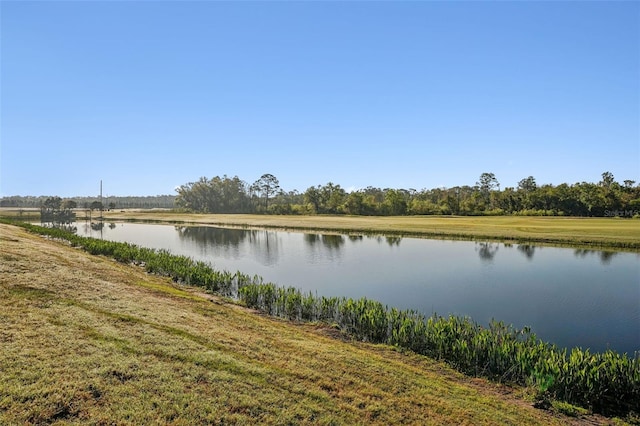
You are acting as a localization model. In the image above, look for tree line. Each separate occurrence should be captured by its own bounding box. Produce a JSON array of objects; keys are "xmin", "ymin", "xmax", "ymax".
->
[
  {"xmin": 175, "ymin": 172, "xmax": 639, "ymax": 217},
  {"xmin": 4, "ymin": 172, "xmax": 637, "ymax": 217},
  {"xmin": 39, "ymin": 196, "xmax": 77, "ymax": 223},
  {"xmin": 0, "ymin": 195, "xmax": 176, "ymax": 209}
]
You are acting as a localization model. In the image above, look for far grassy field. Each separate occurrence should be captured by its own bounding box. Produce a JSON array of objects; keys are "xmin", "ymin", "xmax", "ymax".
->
[
  {"xmin": 0, "ymin": 208, "xmax": 40, "ymax": 221},
  {"xmin": 99, "ymin": 210, "xmax": 640, "ymax": 250},
  {"xmin": 0, "ymin": 223, "xmax": 613, "ymax": 425}
]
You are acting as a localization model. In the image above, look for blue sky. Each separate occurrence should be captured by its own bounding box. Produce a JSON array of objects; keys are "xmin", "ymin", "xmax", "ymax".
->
[{"xmin": 1, "ymin": 1, "xmax": 638, "ymax": 197}]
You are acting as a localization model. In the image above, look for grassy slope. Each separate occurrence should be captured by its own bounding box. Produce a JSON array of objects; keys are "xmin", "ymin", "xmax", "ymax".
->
[
  {"xmin": 0, "ymin": 223, "xmax": 595, "ymax": 425},
  {"xmin": 101, "ymin": 211, "xmax": 640, "ymax": 249}
]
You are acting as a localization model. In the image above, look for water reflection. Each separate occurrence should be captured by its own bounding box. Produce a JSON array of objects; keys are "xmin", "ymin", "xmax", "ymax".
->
[
  {"xmin": 176, "ymin": 226, "xmax": 248, "ymax": 249},
  {"xmin": 473, "ymin": 242, "xmax": 537, "ymax": 261},
  {"xmin": 91, "ymin": 221, "xmax": 104, "ymax": 231},
  {"xmin": 304, "ymin": 233, "xmax": 320, "ymax": 246},
  {"xmin": 323, "ymin": 234, "xmax": 345, "ymax": 250},
  {"xmin": 476, "ymin": 242, "xmax": 499, "ymax": 262},
  {"xmin": 517, "ymin": 244, "xmax": 536, "ymax": 260},
  {"xmin": 248, "ymin": 230, "xmax": 280, "ymax": 266},
  {"xmin": 71, "ymin": 219, "xmax": 105, "ymax": 239},
  {"xmin": 385, "ymin": 236, "xmax": 402, "ymax": 246},
  {"xmin": 304, "ymin": 234, "xmax": 345, "ymax": 250},
  {"xmin": 372, "ymin": 235, "xmax": 403, "ymax": 247},
  {"xmin": 574, "ymin": 249, "xmax": 618, "ymax": 265},
  {"xmin": 40, "ymin": 221, "xmax": 77, "ymax": 234},
  {"xmin": 303, "ymin": 233, "xmax": 345, "ymax": 263}
]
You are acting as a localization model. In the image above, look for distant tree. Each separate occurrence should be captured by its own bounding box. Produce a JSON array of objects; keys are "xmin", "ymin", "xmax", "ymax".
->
[
  {"xmin": 252, "ymin": 174, "xmax": 280, "ymax": 211},
  {"xmin": 477, "ymin": 172, "xmax": 499, "ymax": 208},
  {"xmin": 277, "ymin": 189, "xmax": 304, "ymax": 213},
  {"xmin": 176, "ymin": 177, "xmax": 211, "ymax": 213},
  {"xmin": 61, "ymin": 199, "xmax": 77, "ymax": 210},
  {"xmin": 497, "ymin": 187, "xmax": 521, "ymax": 213},
  {"xmin": 578, "ymin": 183, "xmax": 606, "ymax": 216},
  {"xmin": 478, "ymin": 172, "xmax": 499, "ymax": 192},
  {"xmin": 219, "ymin": 175, "xmax": 250, "ymax": 213},
  {"xmin": 303, "ymin": 183, "xmax": 347, "ymax": 214},
  {"xmin": 90, "ymin": 201, "xmax": 104, "ymax": 212},
  {"xmin": 43, "ymin": 196, "xmax": 61, "ymax": 210},
  {"xmin": 445, "ymin": 191, "xmax": 460, "ymax": 215},
  {"xmin": 554, "ymin": 183, "xmax": 582, "ymax": 215},
  {"xmin": 320, "ymin": 182, "xmax": 346, "ymax": 214},
  {"xmin": 175, "ymin": 175, "xmax": 250, "ymax": 213},
  {"xmin": 0, "ymin": 195, "xmax": 174, "ymax": 209},
  {"xmin": 597, "ymin": 172, "xmax": 622, "ymax": 212},
  {"xmin": 165, "ymin": 171, "xmax": 640, "ymax": 218},
  {"xmin": 343, "ymin": 191, "xmax": 366, "ymax": 215},
  {"xmin": 382, "ymin": 189, "xmax": 408, "ymax": 215},
  {"xmin": 599, "ymin": 171, "xmax": 615, "ymax": 189},
  {"xmin": 517, "ymin": 176, "xmax": 537, "ymax": 192},
  {"xmin": 41, "ymin": 196, "xmax": 75, "ymax": 223},
  {"xmin": 303, "ymin": 186, "xmax": 322, "ymax": 213}
]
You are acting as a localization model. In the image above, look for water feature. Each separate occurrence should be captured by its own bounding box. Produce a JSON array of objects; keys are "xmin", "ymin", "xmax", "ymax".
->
[{"xmin": 74, "ymin": 221, "xmax": 639, "ymax": 354}]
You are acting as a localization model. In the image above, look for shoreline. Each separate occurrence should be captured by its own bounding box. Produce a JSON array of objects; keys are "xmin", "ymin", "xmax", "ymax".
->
[{"xmin": 98, "ymin": 211, "xmax": 640, "ymax": 251}]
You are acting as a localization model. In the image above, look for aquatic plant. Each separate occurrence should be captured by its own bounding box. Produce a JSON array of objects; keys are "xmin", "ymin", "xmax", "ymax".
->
[{"xmin": 238, "ymin": 283, "xmax": 640, "ymax": 417}]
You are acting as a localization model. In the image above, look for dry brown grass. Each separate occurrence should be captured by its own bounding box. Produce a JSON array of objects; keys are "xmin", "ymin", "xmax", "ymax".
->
[{"xmin": 0, "ymin": 224, "xmax": 615, "ymax": 425}]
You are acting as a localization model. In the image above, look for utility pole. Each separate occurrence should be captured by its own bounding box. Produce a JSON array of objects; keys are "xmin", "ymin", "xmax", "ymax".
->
[{"xmin": 100, "ymin": 180, "xmax": 103, "ymax": 221}]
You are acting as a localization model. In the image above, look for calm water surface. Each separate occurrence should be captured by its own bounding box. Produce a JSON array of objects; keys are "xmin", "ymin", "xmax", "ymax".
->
[{"xmin": 76, "ymin": 222, "xmax": 639, "ymax": 354}]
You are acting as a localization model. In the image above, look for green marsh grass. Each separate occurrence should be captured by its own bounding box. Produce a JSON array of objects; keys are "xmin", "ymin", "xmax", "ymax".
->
[{"xmin": 239, "ymin": 283, "xmax": 640, "ymax": 416}]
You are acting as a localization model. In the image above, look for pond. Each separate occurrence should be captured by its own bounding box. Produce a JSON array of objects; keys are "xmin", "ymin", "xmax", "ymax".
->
[{"xmin": 73, "ymin": 221, "xmax": 639, "ymax": 355}]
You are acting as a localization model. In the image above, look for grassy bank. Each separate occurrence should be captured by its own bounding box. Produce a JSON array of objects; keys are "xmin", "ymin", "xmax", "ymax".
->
[
  {"xmin": 101, "ymin": 211, "xmax": 640, "ymax": 250},
  {"xmin": 3, "ymin": 220, "xmax": 639, "ymax": 422},
  {"xmin": 0, "ymin": 222, "xmax": 605, "ymax": 425}
]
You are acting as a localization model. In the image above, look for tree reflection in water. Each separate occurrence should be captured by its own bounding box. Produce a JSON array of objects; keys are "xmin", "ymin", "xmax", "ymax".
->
[
  {"xmin": 385, "ymin": 236, "xmax": 402, "ymax": 246},
  {"xmin": 304, "ymin": 233, "xmax": 345, "ymax": 250},
  {"xmin": 574, "ymin": 248, "xmax": 618, "ymax": 265},
  {"xmin": 91, "ymin": 221, "xmax": 104, "ymax": 231},
  {"xmin": 175, "ymin": 226, "xmax": 281, "ymax": 265},
  {"xmin": 40, "ymin": 221, "xmax": 77, "ymax": 234},
  {"xmin": 322, "ymin": 234, "xmax": 344, "ymax": 250},
  {"xmin": 248, "ymin": 230, "xmax": 280, "ymax": 266},
  {"xmin": 372, "ymin": 235, "xmax": 403, "ymax": 247},
  {"xmin": 176, "ymin": 226, "xmax": 248, "ymax": 248},
  {"xmin": 517, "ymin": 244, "xmax": 536, "ymax": 260},
  {"xmin": 475, "ymin": 242, "xmax": 499, "ymax": 262}
]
